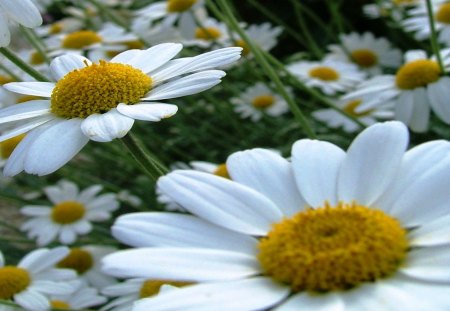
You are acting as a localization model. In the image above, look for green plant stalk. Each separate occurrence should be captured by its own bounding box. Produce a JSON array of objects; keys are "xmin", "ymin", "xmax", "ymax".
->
[
  {"xmin": 20, "ymin": 26, "xmax": 51, "ymax": 64},
  {"xmin": 0, "ymin": 47, "xmax": 49, "ymax": 82},
  {"xmin": 425, "ymin": 0, "xmax": 445, "ymax": 73},
  {"xmin": 213, "ymin": 0, "xmax": 317, "ymax": 139}
]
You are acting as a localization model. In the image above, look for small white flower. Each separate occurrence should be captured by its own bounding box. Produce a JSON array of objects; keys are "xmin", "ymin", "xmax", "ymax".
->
[
  {"xmin": 135, "ymin": 0, "xmax": 204, "ymax": 25},
  {"xmin": 179, "ymin": 16, "xmax": 230, "ymax": 48},
  {"xmin": 49, "ymin": 283, "xmax": 106, "ymax": 310},
  {"xmin": 233, "ymin": 23, "xmax": 283, "ymax": 58}
]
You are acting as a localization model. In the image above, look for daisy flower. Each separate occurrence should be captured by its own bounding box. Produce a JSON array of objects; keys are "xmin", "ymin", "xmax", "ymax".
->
[
  {"xmin": 135, "ymin": 0, "xmax": 204, "ymax": 25},
  {"xmin": 287, "ymin": 59, "xmax": 366, "ymax": 95},
  {"xmin": 0, "ymin": 0, "xmax": 42, "ymax": 47},
  {"xmin": 327, "ymin": 32, "xmax": 402, "ymax": 75},
  {"xmin": 57, "ymin": 245, "xmax": 117, "ymax": 290},
  {"xmin": 0, "ymin": 247, "xmax": 78, "ymax": 311},
  {"xmin": 233, "ymin": 23, "xmax": 283, "ymax": 57},
  {"xmin": 312, "ymin": 96, "xmax": 394, "ymax": 133},
  {"xmin": 230, "ymin": 82, "xmax": 289, "ymax": 122},
  {"xmin": 103, "ymin": 121, "xmax": 450, "ymax": 310},
  {"xmin": 20, "ymin": 180, "xmax": 120, "ymax": 245},
  {"xmin": 179, "ymin": 16, "xmax": 230, "ymax": 48},
  {"xmin": 343, "ymin": 49, "xmax": 450, "ymax": 132},
  {"xmin": 0, "ymin": 43, "xmax": 242, "ymax": 176},
  {"xmin": 49, "ymin": 284, "xmax": 107, "ymax": 310},
  {"xmin": 363, "ymin": 0, "xmax": 419, "ymax": 20}
]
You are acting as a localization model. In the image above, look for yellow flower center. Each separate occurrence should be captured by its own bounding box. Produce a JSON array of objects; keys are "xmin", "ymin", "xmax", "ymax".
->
[
  {"xmin": 436, "ymin": 3, "xmax": 450, "ymax": 24},
  {"xmin": 50, "ymin": 61, "xmax": 152, "ymax": 118},
  {"xmin": 309, "ymin": 66, "xmax": 340, "ymax": 81},
  {"xmin": 235, "ymin": 39, "xmax": 251, "ymax": 56},
  {"xmin": 395, "ymin": 59, "xmax": 441, "ymax": 90},
  {"xmin": 17, "ymin": 95, "xmax": 42, "ymax": 104},
  {"xmin": 258, "ymin": 202, "xmax": 408, "ymax": 292},
  {"xmin": 29, "ymin": 51, "xmax": 45, "ymax": 65},
  {"xmin": 0, "ymin": 75, "xmax": 15, "ymax": 85},
  {"xmin": 350, "ymin": 49, "xmax": 378, "ymax": 68},
  {"xmin": 49, "ymin": 22, "xmax": 63, "ymax": 34},
  {"xmin": 251, "ymin": 94, "xmax": 275, "ymax": 109},
  {"xmin": 57, "ymin": 248, "xmax": 94, "ymax": 275},
  {"xmin": 106, "ymin": 40, "xmax": 146, "ymax": 58},
  {"xmin": 343, "ymin": 99, "xmax": 372, "ymax": 117},
  {"xmin": 0, "ymin": 266, "xmax": 31, "ymax": 299},
  {"xmin": 195, "ymin": 27, "xmax": 222, "ymax": 41},
  {"xmin": 51, "ymin": 201, "xmax": 86, "ymax": 224},
  {"xmin": 50, "ymin": 300, "xmax": 70, "ymax": 309},
  {"xmin": 139, "ymin": 280, "xmax": 192, "ymax": 298},
  {"xmin": 167, "ymin": 0, "xmax": 197, "ymax": 12},
  {"xmin": 213, "ymin": 163, "xmax": 230, "ymax": 179},
  {"xmin": 62, "ymin": 30, "xmax": 102, "ymax": 49},
  {"xmin": 0, "ymin": 134, "xmax": 26, "ymax": 159}
]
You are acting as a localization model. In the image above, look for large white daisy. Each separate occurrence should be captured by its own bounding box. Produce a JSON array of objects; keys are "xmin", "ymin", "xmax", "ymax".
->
[
  {"xmin": 104, "ymin": 121, "xmax": 450, "ymax": 310},
  {"xmin": 0, "ymin": 43, "xmax": 241, "ymax": 176}
]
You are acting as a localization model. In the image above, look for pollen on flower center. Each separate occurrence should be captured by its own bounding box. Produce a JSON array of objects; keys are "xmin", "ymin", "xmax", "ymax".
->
[
  {"xmin": 252, "ymin": 95, "xmax": 275, "ymax": 109},
  {"xmin": 139, "ymin": 280, "xmax": 192, "ymax": 298},
  {"xmin": 343, "ymin": 99, "xmax": 372, "ymax": 117},
  {"xmin": 0, "ymin": 266, "xmax": 31, "ymax": 299},
  {"xmin": 395, "ymin": 59, "xmax": 440, "ymax": 90},
  {"xmin": 258, "ymin": 202, "xmax": 408, "ymax": 292},
  {"xmin": 0, "ymin": 134, "xmax": 26, "ymax": 159},
  {"xmin": 50, "ymin": 300, "xmax": 70, "ymax": 309},
  {"xmin": 213, "ymin": 163, "xmax": 230, "ymax": 179},
  {"xmin": 57, "ymin": 248, "xmax": 93, "ymax": 275},
  {"xmin": 50, "ymin": 61, "xmax": 152, "ymax": 118},
  {"xmin": 309, "ymin": 66, "xmax": 340, "ymax": 81},
  {"xmin": 51, "ymin": 201, "xmax": 86, "ymax": 224},
  {"xmin": 195, "ymin": 27, "xmax": 222, "ymax": 40},
  {"xmin": 167, "ymin": 0, "xmax": 197, "ymax": 12},
  {"xmin": 350, "ymin": 49, "xmax": 378, "ymax": 68},
  {"xmin": 62, "ymin": 30, "xmax": 102, "ymax": 49},
  {"xmin": 436, "ymin": 3, "xmax": 450, "ymax": 24}
]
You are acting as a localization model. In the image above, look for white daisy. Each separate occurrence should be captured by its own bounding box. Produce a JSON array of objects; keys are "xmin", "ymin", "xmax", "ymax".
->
[
  {"xmin": 343, "ymin": 49, "xmax": 450, "ymax": 132},
  {"xmin": 0, "ymin": 247, "xmax": 78, "ymax": 311},
  {"xmin": 363, "ymin": 0, "xmax": 419, "ymax": 20},
  {"xmin": 233, "ymin": 23, "xmax": 282, "ymax": 58},
  {"xmin": 230, "ymin": 82, "xmax": 289, "ymax": 122},
  {"xmin": 327, "ymin": 32, "xmax": 402, "ymax": 75},
  {"xmin": 312, "ymin": 96, "xmax": 394, "ymax": 133},
  {"xmin": 49, "ymin": 283, "xmax": 106, "ymax": 310},
  {"xmin": 179, "ymin": 16, "xmax": 230, "ymax": 48},
  {"xmin": 0, "ymin": 43, "xmax": 242, "ymax": 176},
  {"xmin": 20, "ymin": 180, "xmax": 120, "ymax": 245},
  {"xmin": 103, "ymin": 121, "xmax": 450, "ymax": 311},
  {"xmin": 135, "ymin": 0, "xmax": 204, "ymax": 25},
  {"xmin": 57, "ymin": 245, "xmax": 117, "ymax": 290},
  {"xmin": 0, "ymin": 0, "xmax": 42, "ymax": 47},
  {"xmin": 287, "ymin": 59, "xmax": 366, "ymax": 95}
]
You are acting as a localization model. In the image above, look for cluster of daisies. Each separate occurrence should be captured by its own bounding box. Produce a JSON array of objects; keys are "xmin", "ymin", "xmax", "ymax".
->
[{"xmin": 1, "ymin": 0, "xmax": 450, "ymax": 310}]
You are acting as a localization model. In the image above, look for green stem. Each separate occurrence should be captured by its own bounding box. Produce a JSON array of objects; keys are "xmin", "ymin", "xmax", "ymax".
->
[
  {"xmin": 120, "ymin": 133, "xmax": 168, "ymax": 182},
  {"xmin": 20, "ymin": 26, "xmax": 51, "ymax": 64},
  {"xmin": 87, "ymin": 0, "xmax": 131, "ymax": 31},
  {"xmin": 425, "ymin": 0, "xmax": 445, "ymax": 72},
  {"xmin": 0, "ymin": 47, "xmax": 49, "ymax": 82},
  {"xmin": 213, "ymin": 0, "xmax": 317, "ymax": 139}
]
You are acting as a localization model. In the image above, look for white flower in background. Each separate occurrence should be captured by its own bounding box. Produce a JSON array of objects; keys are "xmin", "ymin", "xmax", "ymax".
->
[
  {"xmin": 116, "ymin": 190, "xmax": 143, "ymax": 208},
  {"xmin": 343, "ymin": 49, "xmax": 450, "ymax": 132},
  {"xmin": 233, "ymin": 23, "xmax": 283, "ymax": 57},
  {"xmin": 135, "ymin": 0, "xmax": 204, "ymax": 25},
  {"xmin": 231, "ymin": 82, "xmax": 289, "ymax": 122},
  {"xmin": 179, "ymin": 16, "xmax": 230, "ymax": 48},
  {"xmin": 0, "ymin": 247, "xmax": 77, "ymax": 311},
  {"xmin": 363, "ymin": 0, "xmax": 419, "ymax": 20},
  {"xmin": 0, "ymin": 43, "xmax": 241, "ymax": 176},
  {"xmin": 20, "ymin": 180, "xmax": 120, "ymax": 245},
  {"xmin": 132, "ymin": 17, "xmax": 181, "ymax": 46},
  {"xmin": 313, "ymin": 96, "xmax": 394, "ymax": 133},
  {"xmin": 49, "ymin": 283, "xmax": 107, "ymax": 310},
  {"xmin": 57, "ymin": 245, "xmax": 117, "ymax": 290},
  {"xmin": 104, "ymin": 122, "xmax": 450, "ymax": 311},
  {"xmin": 35, "ymin": 18, "xmax": 83, "ymax": 38},
  {"xmin": 327, "ymin": 32, "xmax": 402, "ymax": 75},
  {"xmin": 287, "ymin": 59, "xmax": 366, "ymax": 95},
  {"xmin": 101, "ymin": 278, "xmax": 189, "ymax": 311},
  {"xmin": 0, "ymin": 0, "xmax": 42, "ymax": 47}
]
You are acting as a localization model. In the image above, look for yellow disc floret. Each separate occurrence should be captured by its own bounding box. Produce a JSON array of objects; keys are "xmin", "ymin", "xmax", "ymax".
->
[
  {"xmin": 49, "ymin": 22, "xmax": 63, "ymax": 34},
  {"xmin": 252, "ymin": 95, "xmax": 275, "ymax": 109},
  {"xmin": 309, "ymin": 66, "xmax": 340, "ymax": 81},
  {"xmin": 343, "ymin": 99, "xmax": 372, "ymax": 117},
  {"xmin": 258, "ymin": 202, "xmax": 408, "ymax": 292},
  {"xmin": 29, "ymin": 51, "xmax": 45, "ymax": 65},
  {"xmin": 51, "ymin": 201, "xmax": 86, "ymax": 224},
  {"xmin": 0, "ymin": 75, "xmax": 15, "ymax": 85},
  {"xmin": 0, "ymin": 266, "xmax": 31, "ymax": 299},
  {"xmin": 139, "ymin": 280, "xmax": 192, "ymax": 298},
  {"xmin": 0, "ymin": 134, "xmax": 26, "ymax": 159},
  {"xmin": 195, "ymin": 27, "xmax": 222, "ymax": 40},
  {"xmin": 235, "ymin": 39, "xmax": 251, "ymax": 56},
  {"xmin": 50, "ymin": 61, "xmax": 152, "ymax": 118},
  {"xmin": 57, "ymin": 248, "xmax": 94, "ymax": 275},
  {"xmin": 50, "ymin": 300, "xmax": 70, "ymax": 309},
  {"xmin": 395, "ymin": 59, "xmax": 440, "ymax": 90},
  {"xmin": 62, "ymin": 30, "xmax": 102, "ymax": 49},
  {"xmin": 213, "ymin": 163, "xmax": 230, "ymax": 179},
  {"xmin": 167, "ymin": 0, "xmax": 197, "ymax": 12},
  {"xmin": 436, "ymin": 3, "xmax": 450, "ymax": 24},
  {"xmin": 350, "ymin": 49, "xmax": 378, "ymax": 68}
]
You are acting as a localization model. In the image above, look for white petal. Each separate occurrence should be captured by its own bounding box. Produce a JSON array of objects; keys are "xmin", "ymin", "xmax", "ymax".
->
[
  {"xmin": 227, "ymin": 148, "xmax": 305, "ymax": 216},
  {"xmin": 102, "ymin": 248, "xmax": 260, "ymax": 281},
  {"xmin": 409, "ymin": 213, "xmax": 450, "ymax": 247},
  {"xmin": 81, "ymin": 109, "xmax": 134, "ymax": 142},
  {"xmin": 395, "ymin": 91, "xmax": 414, "ymax": 124},
  {"xmin": 0, "ymin": 100, "xmax": 51, "ymax": 124},
  {"xmin": 112, "ymin": 212, "xmax": 258, "ymax": 254},
  {"xmin": 158, "ymin": 170, "xmax": 283, "ymax": 236},
  {"xmin": 24, "ymin": 119, "xmax": 89, "ymax": 175},
  {"xmin": 14, "ymin": 290, "xmax": 49, "ymax": 311},
  {"xmin": 428, "ymin": 77, "xmax": 450, "ymax": 124},
  {"xmin": 110, "ymin": 49, "xmax": 142, "ymax": 64},
  {"xmin": 116, "ymin": 103, "xmax": 177, "ymax": 121},
  {"xmin": 292, "ymin": 140, "xmax": 345, "ymax": 207},
  {"xmin": 0, "ymin": 11, "xmax": 10, "ymax": 47},
  {"xmin": 4, "ymin": 82, "xmax": 54, "ymax": 97},
  {"xmin": 122, "ymin": 43, "xmax": 183, "ymax": 73},
  {"xmin": 337, "ymin": 121, "xmax": 408, "ymax": 205},
  {"xmin": 275, "ymin": 292, "xmax": 344, "ymax": 311},
  {"xmin": 31, "ymin": 280, "xmax": 74, "ymax": 295},
  {"xmin": 0, "ymin": 115, "xmax": 53, "ymax": 142},
  {"xmin": 50, "ymin": 54, "xmax": 92, "ymax": 80},
  {"xmin": 0, "ymin": 0, "xmax": 42, "ymax": 27},
  {"xmin": 134, "ymin": 277, "xmax": 289, "ymax": 311},
  {"xmin": 408, "ymin": 87, "xmax": 429, "ymax": 133},
  {"xmin": 19, "ymin": 246, "xmax": 69, "ymax": 272}
]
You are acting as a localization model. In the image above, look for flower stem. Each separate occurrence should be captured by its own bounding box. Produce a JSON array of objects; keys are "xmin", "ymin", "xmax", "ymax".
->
[
  {"xmin": 19, "ymin": 26, "xmax": 51, "ymax": 64},
  {"xmin": 425, "ymin": 0, "xmax": 445, "ymax": 72},
  {"xmin": 86, "ymin": 0, "xmax": 131, "ymax": 31},
  {"xmin": 120, "ymin": 133, "xmax": 168, "ymax": 182},
  {"xmin": 0, "ymin": 47, "xmax": 49, "ymax": 82}
]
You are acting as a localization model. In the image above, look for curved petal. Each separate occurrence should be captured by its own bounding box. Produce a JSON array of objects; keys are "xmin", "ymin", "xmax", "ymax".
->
[
  {"xmin": 14, "ymin": 290, "xmax": 49, "ymax": 311},
  {"xmin": 50, "ymin": 54, "xmax": 92, "ymax": 81},
  {"xmin": 116, "ymin": 103, "xmax": 177, "ymax": 121},
  {"xmin": 275, "ymin": 292, "xmax": 344, "ymax": 311},
  {"xmin": 0, "ymin": 115, "xmax": 53, "ymax": 142},
  {"xmin": 0, "ymin": 100, "xmax": 51, "ymax": 124},
  {"xmin": 409, "ymin": 213, "xmax": 450, "ymax": 247},
  {"xmin": 0, "ymin": 0, "xmax": 42, "ymax": 27},
  {"xmin": 19, "ymin": 246, "xmax": 69, "ymax": 272},
  {"xmin": 428, "ymin": 77, "xmax": 450, "ymax": 124},
  {"xmin": 408, "ymin": 87, "xmax": 429, "ymax": 133},
  {"xmin": 81, "ymin": 109, "xmax": 134, "ymax": 142},
  {"xmin": 4, "ymin": 82, "xmax": 54, "ymax": 97}
]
